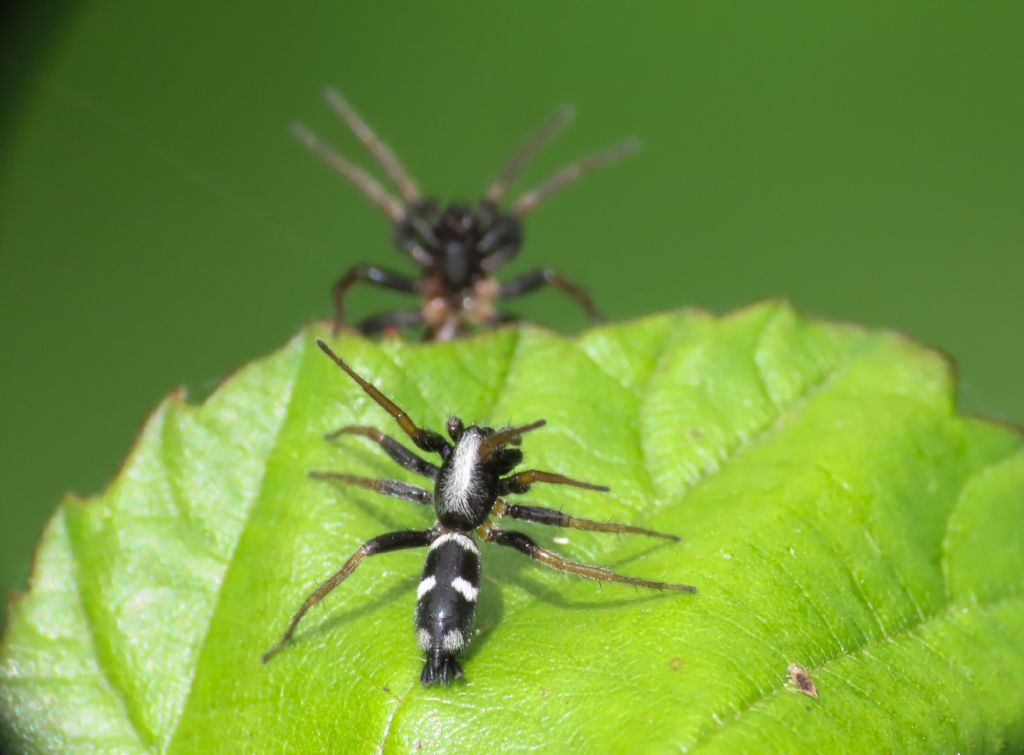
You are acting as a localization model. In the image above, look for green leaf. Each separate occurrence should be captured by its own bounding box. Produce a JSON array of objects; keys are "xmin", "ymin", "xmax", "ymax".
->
[{"xmin": 3, "ymin": 302, "xmax": 1023, "ymax": 753}]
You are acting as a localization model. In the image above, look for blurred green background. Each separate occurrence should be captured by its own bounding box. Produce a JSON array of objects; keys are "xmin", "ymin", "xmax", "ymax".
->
[{"xmin": 1, "ymin": 1, "xmax": 1021, "ymax": 619}]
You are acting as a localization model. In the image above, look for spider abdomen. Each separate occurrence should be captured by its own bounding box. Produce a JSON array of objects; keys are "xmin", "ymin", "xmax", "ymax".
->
[{"xmin": 416, "ymin": 531, "xmax": 481, "ymax": 686}]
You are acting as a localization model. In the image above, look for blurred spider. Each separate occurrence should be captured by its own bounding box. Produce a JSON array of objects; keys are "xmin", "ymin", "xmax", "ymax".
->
[
  {"xmin": 294, "ymin": 88, "xmax": 638, "ymax": 340},
  {"xmin": 262, "ymin": 340, "xmax": 696, "ymax": 685}
]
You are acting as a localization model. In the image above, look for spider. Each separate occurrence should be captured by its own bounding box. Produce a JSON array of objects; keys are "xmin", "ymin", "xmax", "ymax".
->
[
  {"xmin": 294, "ymin": 88, "xmax": 639, "ymax": 340},
  {"xmin": 262, "ymin": 339, "xmax": 696, "ymax": 685}
]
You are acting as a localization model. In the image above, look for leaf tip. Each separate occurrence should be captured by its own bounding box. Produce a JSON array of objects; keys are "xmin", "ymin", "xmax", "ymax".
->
[
  {"xmin": 726, "ymin": 297, "xmax": 795, "ymax": 324},
  {"xmin": 5, "ymin": 590, "xmax": 25, "ymax": 614},
  {"xmin": 61, "ymin": 489, "xmax": 98, "ymax": 511}
]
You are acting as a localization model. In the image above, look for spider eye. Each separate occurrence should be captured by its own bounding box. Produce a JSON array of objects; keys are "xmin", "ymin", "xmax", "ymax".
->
[
  {"xmin": 440, "ymin": 204, "xmax": 473, "ymax": 235},
  {"xmin": 447, "ymin": 416, "xmax": 464, "ymax": 440}
]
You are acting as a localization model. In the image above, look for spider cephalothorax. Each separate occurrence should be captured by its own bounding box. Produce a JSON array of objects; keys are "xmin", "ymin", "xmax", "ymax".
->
[
  {"xmin": 293, "ymin": 88, "xmax": 638, "ymax": 340},
  {"xmin": 262, "ymin": 340, "xmax": 696, "ymax": 685}
]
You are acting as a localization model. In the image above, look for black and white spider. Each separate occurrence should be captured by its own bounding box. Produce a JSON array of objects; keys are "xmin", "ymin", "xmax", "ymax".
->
[
  {"xmin": 262, "ymin": 339, "xmax": 696, "ymax": 685},
  {"xmin": 294, "ymin": 88, "xmax": 638, "ymax": 340}
]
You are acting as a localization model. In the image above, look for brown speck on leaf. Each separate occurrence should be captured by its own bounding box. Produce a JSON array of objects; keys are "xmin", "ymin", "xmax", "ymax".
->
[
  {"xmin": 787, "ymin": 663, "xmax": 818, "ymax": 698},
  {"xmin": 412, "ymin": 739, "xmax": 425, "ymax": 751},
  {"xmin": 539, "ymin": 688, "xmax": 550, "ymax": 698},
  {"xmin": 382, "ymin": 686, "xmax": 390, "ymax": 694},
  {"xmin": 667, "ymin": 656, "xmax": 685, "ymax": 672},
  {"xmin": 689, "ymin": 429, "xmax": 704, "ymax": 440}
]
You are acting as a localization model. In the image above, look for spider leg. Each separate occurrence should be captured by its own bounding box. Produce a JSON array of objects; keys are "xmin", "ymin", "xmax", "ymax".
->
[
  {"xmin": 262, "ymin": 529, "xmax": 433, "ymax": 662},
  {"xmin": 482, "ymin": 527, "xmax": 695, "ymax": 592},
  {"xmin": 309, "ymin": 471, "xmax": 432, "ymax": 505},
  {"xmin": 355, "ymin": 309, "xmax": 425, "ymax": 336},
  {"xmin": 511, "ymin": 138, "xmax": 640, "ymax": 217},
  {"xmin": 322, "ymin": 87, "xmax": 421, "ymax": 203},
  {"xmin": 316, "ymin": 340, "xmax": 450, "ymax": 454},
  {"xmin": 498, "ymin": 269, "xmax": 605, "ymax": 323},
  {"xmin": 499, "ymin": 468, "xmax": 609, "ymax": 495},
  {"xmin": 493, "ymin": 500, "xmax": 678, "ymax": 541},
  {"xmin": 479, "ymin": 244, "xmax": 520, "ymax": 274},
  {"xmin": 324, "ymin": 426, "xmax": 439, "ymax": 479},
  {"xmin": 484, "ymin": 104, "xmax": 575, "ymax": 205},
  {"xmin": 291, "ymin": 122, "xmax": 405, "ymax": 222},
  {"xmin": 492, "ymin": 310, "xmax": 524, "ymax": 326},
  {"xmin": 398, "ymin": 236, "xmax": 436, "ymax": 267},
  {"xmin": 330, "ymin": 265, "xmax": 419, "ymax": 335}
]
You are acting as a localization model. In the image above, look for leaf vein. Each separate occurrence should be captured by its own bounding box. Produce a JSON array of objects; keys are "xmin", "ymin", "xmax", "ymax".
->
[
  {"xmin": 65, "ymin": 497, "xmax": 154, "ymax": 750},
  {"xmin": 163, "ymin": 338, "xmax": 305, "ymax": 751}
]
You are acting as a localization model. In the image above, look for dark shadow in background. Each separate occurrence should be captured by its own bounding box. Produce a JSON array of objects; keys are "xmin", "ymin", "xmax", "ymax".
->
[
  {"xmin": 0, "ymin": 1, "xmax": 82, "ymax": 154},
  {"xmin": 0, "ymin": 5, "xmax": 80, "ymax": 750}
]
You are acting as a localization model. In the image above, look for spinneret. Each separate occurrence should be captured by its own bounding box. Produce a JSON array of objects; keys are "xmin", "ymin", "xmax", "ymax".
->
[
  {"xmin": 294, "ymin": 88, "xmax": 637, "ymax": 340},
  {"xmin": 262, "ymin": 339, "xmax": 696, "ymax": 684}
]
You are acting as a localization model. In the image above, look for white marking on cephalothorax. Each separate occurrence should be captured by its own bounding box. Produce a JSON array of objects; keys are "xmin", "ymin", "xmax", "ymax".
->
[
  {"xmin": 451, "ymin": 577, "xmax": 479, "ymax": 602},
  {"xmin": 417, "ymin": 575, "xmax": 436, "ymax": 600},
  {"xmin": 441, "ymin": 629, "xmax": 465, "ymax": 652},
  {"xmin": 418, "ymin": 628, "xmax": 433, "ymax": 650},
  {"xmin": 429, "ymin": 531, "xmax": 480, "ymax": 555},
  {"xmin": 441, "ymin": 432, "xmax": 484, "ymax": 517}
]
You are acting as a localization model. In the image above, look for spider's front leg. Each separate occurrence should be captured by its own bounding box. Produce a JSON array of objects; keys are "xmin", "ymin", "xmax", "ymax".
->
[
  {"xmin": 262, "ymin": 529, "xmax": 433, "ymax": 662},
  {"xmin": 316, "ymin": 340, "xmax": 450, "ymax": 455}
]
